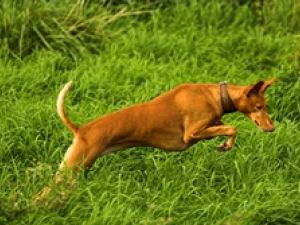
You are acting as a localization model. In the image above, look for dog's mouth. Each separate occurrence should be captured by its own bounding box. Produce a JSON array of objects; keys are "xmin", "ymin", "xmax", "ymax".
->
[{"xmin": 253, "ymin": 119, "xmax": 275, "ymax": 132}]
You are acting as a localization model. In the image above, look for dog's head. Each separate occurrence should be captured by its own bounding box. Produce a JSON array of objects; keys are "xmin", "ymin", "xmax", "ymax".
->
[{"xmin": 238, "ymin": 78, "xmax": 277, "ymax": 132}]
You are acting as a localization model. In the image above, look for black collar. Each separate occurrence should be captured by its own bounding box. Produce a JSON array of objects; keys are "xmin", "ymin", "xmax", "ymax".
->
[{"xmin": 219, "ymin": 81, "xmax": 236, "ymax": 113}]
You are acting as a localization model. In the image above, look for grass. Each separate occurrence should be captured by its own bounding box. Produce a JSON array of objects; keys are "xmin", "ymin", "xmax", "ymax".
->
[
  {"xmin": 0, "ymin": 1, "xmax": 300, "ymax": 224},
  {"xmin": 0, "ymin": 0, "xmax": 150, "ymax": 59}
]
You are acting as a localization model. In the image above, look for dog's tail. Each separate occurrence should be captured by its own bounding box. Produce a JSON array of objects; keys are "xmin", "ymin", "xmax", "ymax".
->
[{"xmin": 57, "ymin": 81, "xmax": 78, "ymax": 135}]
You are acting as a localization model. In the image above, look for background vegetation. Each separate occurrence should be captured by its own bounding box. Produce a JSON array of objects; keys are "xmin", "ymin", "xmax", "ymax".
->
[{"xmin": 0, "ymin": 0, "xmax": 299, "ymax": 224}]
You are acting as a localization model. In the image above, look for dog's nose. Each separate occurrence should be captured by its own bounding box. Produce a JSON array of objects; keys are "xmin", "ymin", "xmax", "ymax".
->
[
  {"xmin": 262, "ymin": 119, "xmax": 275, "ymax": 132},
  {"xmin": 264, "ymin": 126, "xmax": 275, "ymax": 132},
  {"xmin": 269, "ymin": 126, "xmax": 275, "ymax": 132}
]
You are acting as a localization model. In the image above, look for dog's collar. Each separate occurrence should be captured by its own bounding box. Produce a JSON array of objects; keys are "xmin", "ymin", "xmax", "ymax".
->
[{"xmin": 219, "ymin": 81, "xmax": 236, "ymax": 114}]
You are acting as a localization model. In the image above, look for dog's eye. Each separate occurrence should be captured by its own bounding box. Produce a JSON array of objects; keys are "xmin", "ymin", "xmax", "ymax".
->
[{"xmin": 256, "ymin": 105, "xmax": 263, "ymax": 110}]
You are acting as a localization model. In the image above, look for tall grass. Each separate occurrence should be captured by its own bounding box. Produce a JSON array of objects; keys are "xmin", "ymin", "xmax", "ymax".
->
[
  {"xmin": 0, "ymin": 0, "xmax": 149, "ymax": 59},
  {"xmin": 0, "ymin": 0, "xmax": 300, "ymax": 224},
  {"xmin": 1, "ymin": 0, "xmax": 300, "ymax": 60}
]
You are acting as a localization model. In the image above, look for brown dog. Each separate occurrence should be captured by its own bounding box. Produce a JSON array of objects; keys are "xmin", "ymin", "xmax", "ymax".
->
[
  {"xmin": 57, "ymin": 78, "xmax": 276, "ymax": 172},
  {"xmin": 36, "ymin": 78, "xmax": 276, "ymax": 200}
]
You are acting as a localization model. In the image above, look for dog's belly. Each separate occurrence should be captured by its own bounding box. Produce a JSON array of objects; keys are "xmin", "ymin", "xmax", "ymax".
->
[
  {"xmin": 102, "ymin": 140, "xmax": 190, "ymax": 155},
  {"xmin": 145, "ymin": 133, "xmax": 190, "ymax": 151},
  {"xmin": 102, "ymin": 129, "xmax": 190, "ymax": 154},
  {"xmin": 150, "ymin": 140, "xmax": 191, "ymax": 152}
]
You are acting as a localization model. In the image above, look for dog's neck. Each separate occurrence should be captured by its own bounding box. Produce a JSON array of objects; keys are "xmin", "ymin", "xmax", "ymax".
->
[
  {"xmin": 220, "ymin": 82, "xmax": 236, "ymax": 113},
  {"xmin": 219, "ymin": 83, "xmax": 244, "ymax": 114}
]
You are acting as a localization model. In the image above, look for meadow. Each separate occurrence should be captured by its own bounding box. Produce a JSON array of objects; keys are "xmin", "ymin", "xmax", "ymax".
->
[{"xmin": 0, "ymin": 1, "xmax": 300, "ymax": 224}]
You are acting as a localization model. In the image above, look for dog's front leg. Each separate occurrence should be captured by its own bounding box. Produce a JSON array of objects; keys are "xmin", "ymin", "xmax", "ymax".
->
[{"xmin": 186, "ymin": 125, "xmax": 237, "ymax": 151}]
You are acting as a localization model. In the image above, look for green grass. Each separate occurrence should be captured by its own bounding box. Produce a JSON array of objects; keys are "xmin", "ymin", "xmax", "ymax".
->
[
  {"xmin": 1, "ymin": 1, "xmax": 300, "ymax": 224},
  {"xmin": 0, "ymin": 0, "xmax": 150, "ymax": 59}
]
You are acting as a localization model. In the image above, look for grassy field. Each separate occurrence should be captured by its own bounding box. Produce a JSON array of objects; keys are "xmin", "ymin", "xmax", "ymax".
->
[{"xmin": 0, "ymin": 1, "xmax": 300, "ymax": 224}]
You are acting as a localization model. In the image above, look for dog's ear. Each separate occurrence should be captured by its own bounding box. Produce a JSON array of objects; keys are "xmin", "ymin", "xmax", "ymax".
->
[
  {"xmin": 259, "ymin": 77, "xmax": 277, "ymax": 94},
  {"xmin": 246, "ymin": 81, "xmax": 264, "ymax": 97}
]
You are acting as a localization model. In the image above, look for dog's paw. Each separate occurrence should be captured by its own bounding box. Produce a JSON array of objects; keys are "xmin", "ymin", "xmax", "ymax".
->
[{"xmin": 217, "ymin": 142, "xmax": 232, "ymax": 151}]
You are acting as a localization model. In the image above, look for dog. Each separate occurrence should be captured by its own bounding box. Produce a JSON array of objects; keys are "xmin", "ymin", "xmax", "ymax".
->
[{"xmin": 36, "ymin": 78, "xmax": 276, "ymax": 200}]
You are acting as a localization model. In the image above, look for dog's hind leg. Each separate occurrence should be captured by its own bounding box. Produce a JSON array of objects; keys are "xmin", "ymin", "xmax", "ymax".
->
[
  {"xmin": 33, "ymin": 137, "xmax": 99, "ymax": 203},
  {"xmin": 58, "ymin": 138, "xmax": 93, "ymax": 175},
  {"xmin": 57, "ymin": 136, "xmax": 108, "ymax": 179}
]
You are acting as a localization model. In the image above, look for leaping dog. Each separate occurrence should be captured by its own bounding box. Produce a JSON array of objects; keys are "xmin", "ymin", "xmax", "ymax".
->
[{"xmin": 36, "ymin": 78, "xmax": 276, "ymax": 200}]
